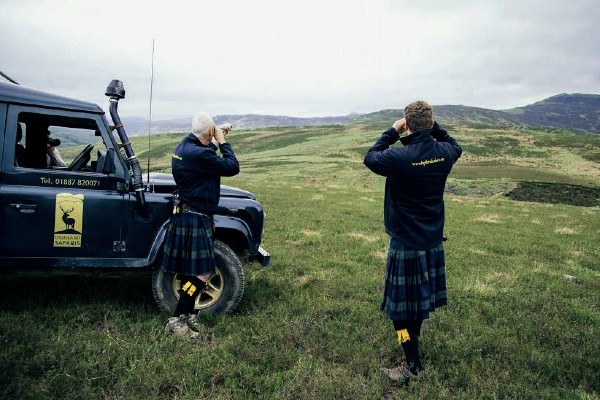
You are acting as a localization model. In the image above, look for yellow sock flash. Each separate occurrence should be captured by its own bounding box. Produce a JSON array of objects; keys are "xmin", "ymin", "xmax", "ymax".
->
[
  {"xmin": 182, "ymin": 281, "xmax": 197, "ymax": 296},
  {"xmin": 397, "ymin": 329, "xmax": 411, "ymax": 344}
]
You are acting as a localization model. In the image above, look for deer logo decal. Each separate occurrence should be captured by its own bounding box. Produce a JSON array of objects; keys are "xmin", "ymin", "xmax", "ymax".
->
[
  {"xmin": 54, "ymin": 193, "xmax": 84, "ymax": 247},
  {"xmin": 60, "ymin": 205, "xmax": 76, "ymax": 231}
]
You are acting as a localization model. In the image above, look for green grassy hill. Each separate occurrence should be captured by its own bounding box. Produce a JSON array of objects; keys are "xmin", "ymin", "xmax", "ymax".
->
[
  {"xmin": 504, "ymin": 93, "xmax": 600, "ymax": 134},
  {"xmin": 137, "ymin": 122, "xmax": 600, "ymax": 204},
  {"xmin": 1, "ymin": 123, "xmax": 599, "ymax": 399}
]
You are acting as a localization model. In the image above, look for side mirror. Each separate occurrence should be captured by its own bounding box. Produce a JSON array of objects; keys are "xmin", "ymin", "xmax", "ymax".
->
[
  {"xmin": 104, "ymin": 149, "xmax": 116, "ymax": 175},
  {"xmin": 96, "ymin": 149, "xmax": 117, "ymax": 175}
]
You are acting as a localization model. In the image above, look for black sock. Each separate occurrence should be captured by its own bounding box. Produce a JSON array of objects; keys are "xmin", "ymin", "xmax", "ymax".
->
[
  {"xmin": 408, "ymin": 319, "xmax": 423, "ymax": 373},
  {"xmin": 400, "ymin": 340, "xmax": 414, "ymax": 367},
  {"xmin": 392, "ymin": 319, "xmax": 415, "ymax": 368},
  {"xmin": 173, "ymin": 276, "xmax": 204, "ymax": 317},
  {"xmin": 411, "ymin": 339, "xmax": 422, "ymax": 373},
  {"xmin": 393, "ymin": 319, "xmax": 426, "ymax": 374}
]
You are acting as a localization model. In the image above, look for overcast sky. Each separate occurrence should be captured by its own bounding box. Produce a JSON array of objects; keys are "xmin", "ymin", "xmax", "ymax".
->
[{"xmin": 1, "ymin": 0, "xmax": 599, "ymax": 120}]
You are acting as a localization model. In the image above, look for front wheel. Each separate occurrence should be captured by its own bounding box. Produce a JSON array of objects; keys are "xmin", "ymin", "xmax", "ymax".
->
[{"xmin": 152, "ymin": 240, "xmax": 245, "ymax": 314}]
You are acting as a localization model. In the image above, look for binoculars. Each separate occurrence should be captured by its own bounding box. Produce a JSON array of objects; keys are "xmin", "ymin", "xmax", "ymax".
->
[{"xmin": 47, "ymin": 137, "xmax": 61, "ymax": 147}]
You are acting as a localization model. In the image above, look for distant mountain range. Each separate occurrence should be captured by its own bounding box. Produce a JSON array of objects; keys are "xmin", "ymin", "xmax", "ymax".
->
[
  {"xmin": 354, "ymin": 94, "xmax": 600, "ymax": 134},
  {"xmin": 353, "ymin": 105, "xmax": 523, "ymax": 127},
  {"xmin": 122, "ymin": 93, "xmax": 600, "ymax": 135},
  {"xmin": 122, "ymin": 114, "xmax": 360, "ymax": 136}
]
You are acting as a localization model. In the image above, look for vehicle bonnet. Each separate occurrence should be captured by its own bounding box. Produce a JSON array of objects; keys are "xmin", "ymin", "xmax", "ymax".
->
[{"xmin": 145, "ymin": 172, "xmax": 256, "ymax": 200}]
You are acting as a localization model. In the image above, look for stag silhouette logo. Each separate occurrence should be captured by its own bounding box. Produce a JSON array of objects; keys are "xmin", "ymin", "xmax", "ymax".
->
[
  {"xmin": 60, "ymin": 205, "xmax": 76, "ymax": 231},
  {"xmin": 54, "ymin": 193, "xmax": 84, "ymax": 247}
]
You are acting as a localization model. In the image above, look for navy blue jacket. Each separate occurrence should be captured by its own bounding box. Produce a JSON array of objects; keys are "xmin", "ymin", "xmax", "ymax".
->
[
  {"xmin": 172, "ymin": 133, "xmax": 240, "ymax": 214},
  {"xmin": 364, "ymin": 123, "xmax": 462, "ymax": 249}
]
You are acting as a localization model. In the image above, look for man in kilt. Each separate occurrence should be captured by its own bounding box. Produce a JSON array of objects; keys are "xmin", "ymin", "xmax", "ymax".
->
[
  {"xmin": 163, "ymin": 113, "xmax": 240, "ymax": 336},
  {"xmin": 364, "ymin": 100, "xmax": 462, "ymax": 382}
]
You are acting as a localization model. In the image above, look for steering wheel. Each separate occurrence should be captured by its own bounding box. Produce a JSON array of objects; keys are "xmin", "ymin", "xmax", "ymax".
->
[{"xmin": 68, "ymin": 144, "xmax": 94, "ymax": 171}]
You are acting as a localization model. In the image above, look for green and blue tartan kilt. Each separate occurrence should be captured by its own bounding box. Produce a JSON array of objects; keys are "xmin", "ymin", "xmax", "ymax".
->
[
  {"xmin": 380, "ymin": 237, "xmax": 447, "ymax": 321},
  {"xmin": 161, "ymin": 210, "xmax": 216, "ymax": 276}
]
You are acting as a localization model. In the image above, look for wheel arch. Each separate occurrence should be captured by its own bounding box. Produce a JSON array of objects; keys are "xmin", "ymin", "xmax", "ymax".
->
[
  {"xmin": 214, "ymin": 215, "xmax": 255, "ymax": 258},
  {"xmin": 147, "ymin": 218, "xmax": 170, "ymax": 267}
]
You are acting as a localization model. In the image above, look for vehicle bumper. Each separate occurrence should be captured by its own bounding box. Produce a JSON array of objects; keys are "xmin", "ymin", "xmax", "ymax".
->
[{"xmin": 255, "ymin": 246, "xmax": 271, "ymax": 267}]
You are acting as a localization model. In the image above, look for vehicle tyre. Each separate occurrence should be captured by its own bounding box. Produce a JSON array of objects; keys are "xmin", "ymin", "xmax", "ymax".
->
[{"xmin": 152, "ymin": 240, "xmax": 245, "ymax": 314}]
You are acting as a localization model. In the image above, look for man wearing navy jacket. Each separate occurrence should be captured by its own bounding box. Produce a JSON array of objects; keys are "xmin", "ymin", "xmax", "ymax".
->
[
  {"xmin": 162, "ymin": 113, "xmax": 240, "ymax": 337},
  {"xmin": 364, "ymin": 100, "xmax": 462, "ymax": 383}
]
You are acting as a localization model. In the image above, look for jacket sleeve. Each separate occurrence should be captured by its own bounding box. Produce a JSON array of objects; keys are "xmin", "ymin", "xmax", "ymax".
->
[
  {"xmin": 363, "ymin": 127, "xmax": 401, "ymax": 176},
  {"xmin": 430, "ymin": 122, "xmax": 462, "ymax": 162},
  {"xmin": 190, "ymin": 143, "xmax": 240, "ymax": 177},
  {"xmin": 217, "ymin": 143, "xmax": 241, "ymax": 176}
]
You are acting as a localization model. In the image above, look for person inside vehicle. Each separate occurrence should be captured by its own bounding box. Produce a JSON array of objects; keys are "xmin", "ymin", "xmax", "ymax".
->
[
  {"xmin": 46, "ymin": 130, "xmax": 67, "ymax": 167},
  {"xmin": 14, "ymin": 124, "xmax": 28, "ymax": 167}
]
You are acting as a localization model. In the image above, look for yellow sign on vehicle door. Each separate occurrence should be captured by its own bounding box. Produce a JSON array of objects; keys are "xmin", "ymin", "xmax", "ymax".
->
[{"xmin": 54, "ymin": 193, "xmax": 84, "ymax": 247}]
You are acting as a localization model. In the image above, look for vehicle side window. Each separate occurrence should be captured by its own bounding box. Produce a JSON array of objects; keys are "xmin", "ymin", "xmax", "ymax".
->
[{"xmin": 15, "ymin": 112, "xmax": 110, "ymax": 174}]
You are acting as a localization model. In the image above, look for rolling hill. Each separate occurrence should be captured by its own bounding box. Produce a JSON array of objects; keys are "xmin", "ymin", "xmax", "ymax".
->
[
  {"xmin": 351, "ymin": 94, "xmax": 600, "ymax": 133},
  {"xmin": 121, "ymin": 93, "xmax": 600, "ymax": 135},
  {"xmin": 352, "ymin": 105, "xmax": 523, "ymax": 127},
  {"xmin": 503, "ymin": 93, "xmax": 600, "ymax": 134}
]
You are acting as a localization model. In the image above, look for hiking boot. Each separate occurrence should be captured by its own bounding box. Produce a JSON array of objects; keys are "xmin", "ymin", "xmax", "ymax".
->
[
  {"xmin": 186, "ymin": 313, "xmax": 201, "ymax": 332},
  {"xmin": 165, "ymin": 315, "xmax": 191, "ymax": 336},
  {"xmin": 381, "ymin": 365, "xmax": 411, "ymax": 385},
  {"xmin": 409, "ymin": 363, "xmax": 423, "ymax": 376}
]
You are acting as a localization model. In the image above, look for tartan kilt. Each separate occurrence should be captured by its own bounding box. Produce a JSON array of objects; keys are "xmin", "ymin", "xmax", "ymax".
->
[
  {"xmin": 161, "ymin": 210, "xmax": 216, "ymax": 276},
  {"xmin": 380, "ymin": 237, "xmax": 447, "ymax": 321}
]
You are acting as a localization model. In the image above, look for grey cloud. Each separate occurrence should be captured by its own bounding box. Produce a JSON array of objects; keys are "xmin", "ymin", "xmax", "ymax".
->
[{"xmin": 1, "ymin": 0, "xmax": 599, "ymax": 118}]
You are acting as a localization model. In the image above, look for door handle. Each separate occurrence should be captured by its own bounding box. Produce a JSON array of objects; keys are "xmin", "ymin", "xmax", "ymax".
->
[{"xmin": 10, "ymin": 203, "xmax": 37, "ymax": 213}]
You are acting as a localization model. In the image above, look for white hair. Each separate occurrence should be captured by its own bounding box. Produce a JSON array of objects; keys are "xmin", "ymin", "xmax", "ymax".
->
[{"xmin": 191, "ymin": 113, "xmax": 215, "ymax": 135}]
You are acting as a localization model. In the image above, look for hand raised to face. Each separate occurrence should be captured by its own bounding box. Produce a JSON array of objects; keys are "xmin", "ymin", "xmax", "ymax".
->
[{"xmin": 393, "ymin": 118, "xmax": 407, "ymax": 133}]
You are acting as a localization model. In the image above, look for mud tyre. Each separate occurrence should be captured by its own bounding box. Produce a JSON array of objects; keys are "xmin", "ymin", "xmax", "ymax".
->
[{"xmin": 152, "ymin": 240, "xmax": 245, "ymax": 314}]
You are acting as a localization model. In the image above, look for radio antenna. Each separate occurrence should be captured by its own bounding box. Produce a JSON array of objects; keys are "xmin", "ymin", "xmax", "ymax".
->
[
  {"xmin": 0, "ymin": 70, "xmax": 19, "ymax": 85},
  {"xmin": 147, "ymin": 39, "xmax": 155, "ymax": 184}
]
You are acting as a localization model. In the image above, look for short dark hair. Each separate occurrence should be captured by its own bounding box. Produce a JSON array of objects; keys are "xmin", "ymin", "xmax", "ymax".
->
[{"xmin": 404, "ymin": 100, "xmax": 433, "ymax": 132}]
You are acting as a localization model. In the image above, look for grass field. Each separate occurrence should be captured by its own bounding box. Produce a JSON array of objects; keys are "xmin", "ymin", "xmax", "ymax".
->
[{"xmin": 1, "ymin": 123, "xmax": 599, "ymax": 399}]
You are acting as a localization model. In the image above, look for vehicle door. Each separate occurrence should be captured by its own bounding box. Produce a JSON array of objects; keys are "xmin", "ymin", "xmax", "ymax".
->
[{"xmin": 0, "ymin": 106, "xmax": 129, "ymax": 264}]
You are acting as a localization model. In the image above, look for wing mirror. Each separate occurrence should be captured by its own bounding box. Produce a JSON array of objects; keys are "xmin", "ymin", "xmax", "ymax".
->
[{"xmin": 96, "ymin": 149, "xmax": 117, "ymax": 175}]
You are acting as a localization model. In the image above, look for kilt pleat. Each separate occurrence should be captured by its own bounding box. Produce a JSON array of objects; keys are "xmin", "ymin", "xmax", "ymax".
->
[
  {"xmin": 161, "ymin": 210, "xmax": 216, "ymax": 276},
  {"xmin": 381, "ymin": 237, "xmax": 447, "ymax": 320}
]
